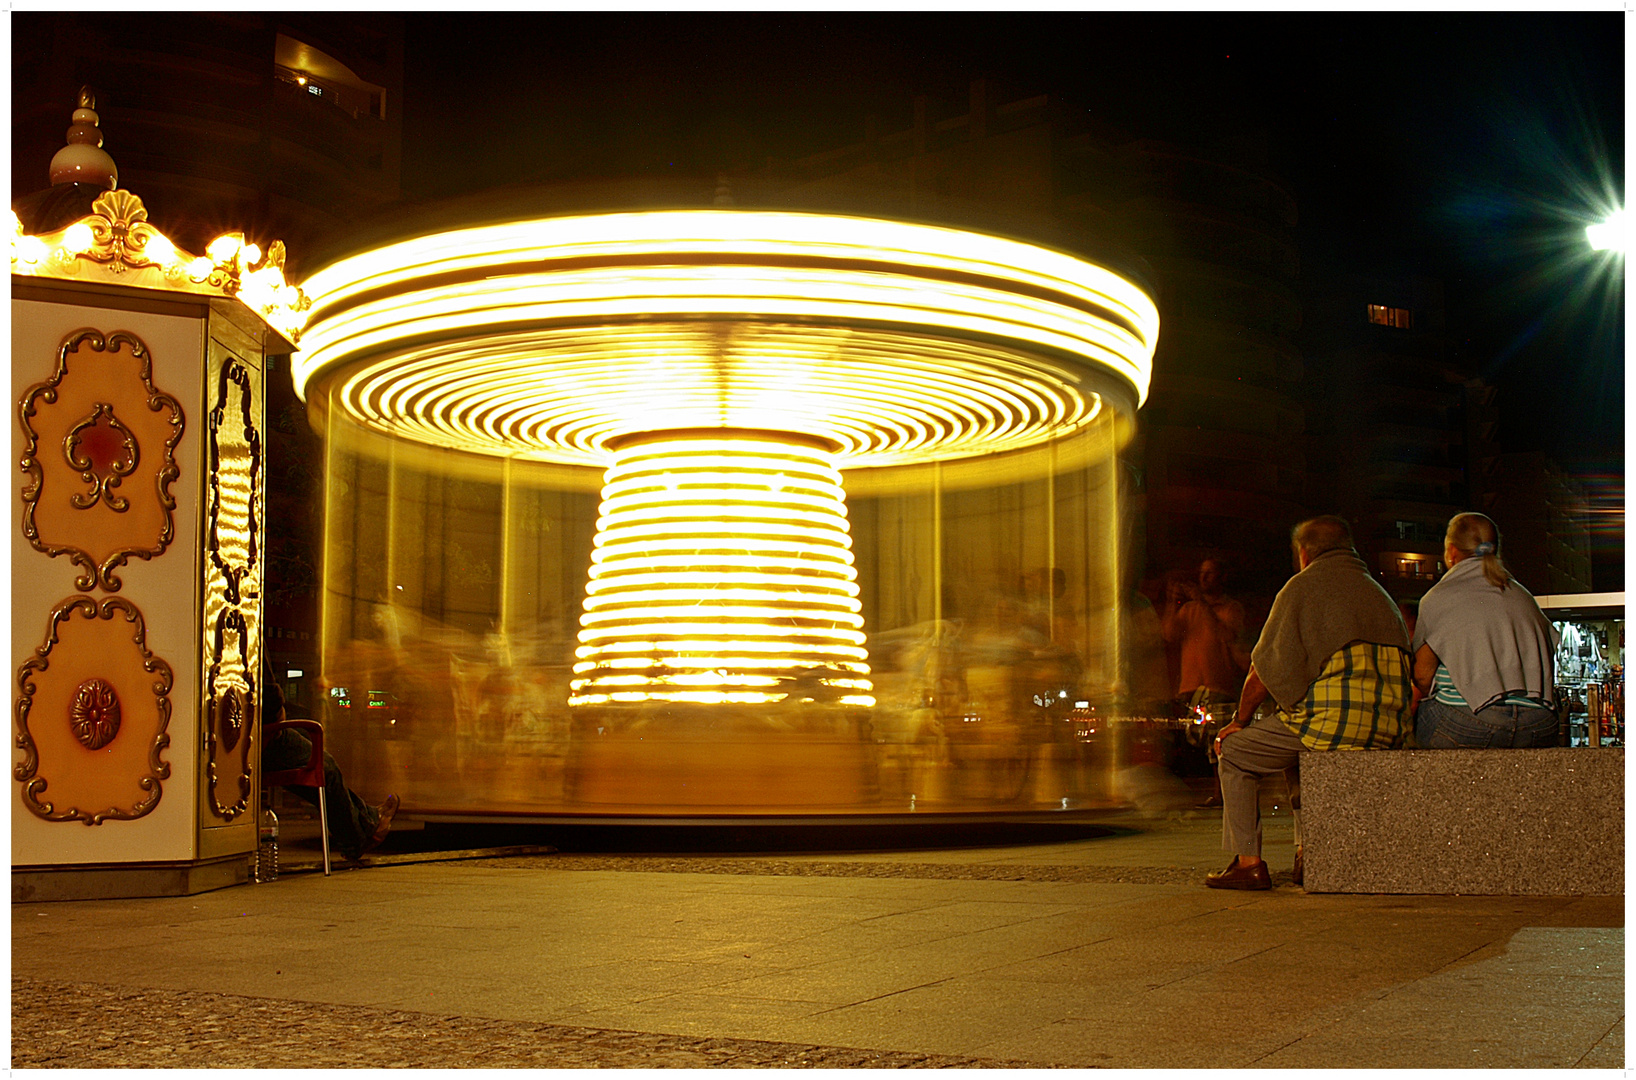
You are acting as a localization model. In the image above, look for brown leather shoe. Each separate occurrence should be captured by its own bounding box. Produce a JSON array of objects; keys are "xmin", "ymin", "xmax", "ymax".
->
[
  {"xmin": 362, "ymin": 794, "xmax": 399, "ymax": 853},
  {"xmin": 1292, "ymin": 847, "xmax": 1304, "ymax": 887},
  {"xmin": 1205, "ymin": 856, "xmax": 1272, "ymax": 890}
]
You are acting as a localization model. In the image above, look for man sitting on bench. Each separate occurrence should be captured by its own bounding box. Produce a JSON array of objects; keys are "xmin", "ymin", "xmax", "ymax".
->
[{"xmin": 1208, "ymin": 516, "xmax": 1413, "ymax": 890}]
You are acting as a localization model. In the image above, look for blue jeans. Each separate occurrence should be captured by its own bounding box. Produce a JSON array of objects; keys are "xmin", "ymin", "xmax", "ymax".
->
[{"xmin": 1414, "ymin": 698, "xmax": 1560, "ymax": 749}]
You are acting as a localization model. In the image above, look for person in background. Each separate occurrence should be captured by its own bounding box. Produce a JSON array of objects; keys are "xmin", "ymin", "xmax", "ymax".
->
[
  {"xmin": 263, "ymin": 668, "xmax": 398, "ymax": 863},
  {"xmin": 1209, "ymin": 516, "xmax": 1412, "ymax": 890},
  {"xmin": 1161, "ymin": 556, "xmax": 1249, "ymax": 806},
  {"xmin": 1410, "ymin": 513, "xmax": 1560, "ymax": 749}
]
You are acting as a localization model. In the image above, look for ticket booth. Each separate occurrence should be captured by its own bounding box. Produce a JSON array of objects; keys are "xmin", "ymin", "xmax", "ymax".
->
[{"xmin": 11, "ymin": 91, "xmax": 308, "ymax": 899}]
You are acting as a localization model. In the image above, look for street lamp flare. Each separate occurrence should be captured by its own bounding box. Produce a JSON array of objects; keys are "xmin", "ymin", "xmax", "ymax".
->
[{"xmin": 1585, "ymin": 209, "xmax": 1624, "ymax": 253}]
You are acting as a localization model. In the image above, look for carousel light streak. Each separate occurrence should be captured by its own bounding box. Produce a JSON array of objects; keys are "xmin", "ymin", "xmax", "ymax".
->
[
  {"xmin": 324, "ymin": 324, "xmax": 1105, "ymax": 468},
  {"xmin": 295, "ymin": 210, "xmax": 1158, "ymax": 712},
  {"xmin": 568, "ymin": 432, "xmax": 873, "ymax": 708}
]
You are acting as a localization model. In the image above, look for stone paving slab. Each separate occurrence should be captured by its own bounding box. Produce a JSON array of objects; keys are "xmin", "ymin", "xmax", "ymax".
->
[
  {"xmin": 11, "ymin": 979, "xmax": 1029, "ymax": 1069},
  {"xmin": 11, "ymin": 811, "xmax": 1624, "ymax": 1069}
]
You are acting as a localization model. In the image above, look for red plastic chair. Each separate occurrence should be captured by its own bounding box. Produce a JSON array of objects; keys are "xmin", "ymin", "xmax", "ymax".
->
[{"xmin": 261, "ymin": 717, "xmax": 331, "ymax": 876}]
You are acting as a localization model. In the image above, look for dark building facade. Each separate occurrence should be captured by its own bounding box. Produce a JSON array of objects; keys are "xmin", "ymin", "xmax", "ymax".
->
[
  {"xmin": 1299, "ymin": 270, "xmax": 1593, "ymax": 601},
  {"xmin": 12, "ymin": 13, "xmax": 403, "ymax": 277},
  {"xmin": 1490, "ymin": 453, "xmax": 1595, "ymax": 595},
  {"xmin": 1302, "ymin": 273, "xmax": 1489, "ymax": 601},
  {"xmin": 749, "ymin": 82, "xmax": 1307, "ymax": 607}
]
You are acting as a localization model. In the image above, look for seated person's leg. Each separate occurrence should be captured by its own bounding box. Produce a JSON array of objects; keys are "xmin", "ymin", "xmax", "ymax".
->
[
  {"xmin": 1208, "ymin": 715, "xmax": 1301, "ymax": 889},
  {"xmin": 319, "ymin": 750, "xmax": 375, "ymax": 860},
  {"xmin": 263, "ymin": 725, "xmax": 315, "ymax": 774},
  {"xmin": 1217, "ymin": 738, "xmax": 1265, "ymax": 858},
  {"xmin": 263, "ymin": 727, "xmax": 385, "ymax": 861}
]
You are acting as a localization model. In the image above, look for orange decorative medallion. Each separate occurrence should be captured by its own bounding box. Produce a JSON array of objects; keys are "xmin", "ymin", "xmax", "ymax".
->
[
  {"xmin": 19, "ymin": 329, "xmax": 184, "ymax": 592},
  {"xmin": 70, "ymin": 677, "xmax": 122, "ymax": 750},
  {"xmin": 15, "ymin": 596, "xmax": 173, "ymax": 824}
]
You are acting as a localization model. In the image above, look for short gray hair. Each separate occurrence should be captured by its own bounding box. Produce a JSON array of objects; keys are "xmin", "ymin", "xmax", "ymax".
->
[{"xmin": 1291, "ymin": 515, "xmax": 1354, "ymax": 558}]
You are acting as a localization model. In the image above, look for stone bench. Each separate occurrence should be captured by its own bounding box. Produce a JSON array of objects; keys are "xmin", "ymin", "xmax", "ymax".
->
[{"xmin": 1301, "ymin": 747, "xmax": 1623, "ymax": 895}]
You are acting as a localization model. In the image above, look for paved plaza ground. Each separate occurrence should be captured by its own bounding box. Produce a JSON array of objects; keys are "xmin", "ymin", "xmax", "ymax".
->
[{"xmin": 11, "ymin": 804, "xmax": 1624, "ymax": 1069}]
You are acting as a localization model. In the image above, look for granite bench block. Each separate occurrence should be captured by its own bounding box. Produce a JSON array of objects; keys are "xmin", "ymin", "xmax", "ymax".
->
[{"xmin": 1301, "ymin": 747, "xmax": 1623, "ymax": 895}]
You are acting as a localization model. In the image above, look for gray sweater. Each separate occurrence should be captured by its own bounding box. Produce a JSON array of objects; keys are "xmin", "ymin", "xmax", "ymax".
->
[{"xmin": 1252, "ymin": 548, "xmax": 1411, "ymax": 713}]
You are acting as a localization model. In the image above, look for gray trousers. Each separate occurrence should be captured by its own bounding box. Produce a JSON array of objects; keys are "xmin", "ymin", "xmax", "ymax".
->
[{"xmin": 1218, "ymin": 711, "xmax": 1304, "ymax": 858}]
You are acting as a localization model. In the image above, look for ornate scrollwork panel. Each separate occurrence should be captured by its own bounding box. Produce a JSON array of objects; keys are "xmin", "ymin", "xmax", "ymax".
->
[
  {"xmin": 201, "ymin": 348, "xmax": 261, "ymax": 822},
  {"xmin": 15, "ymin": 596, "xmax": 172, "ymax": 824},
  {"xmin": 19, "ymin": 329, "xmax": 184, "ymax": 592},
  {"xmin": 203, "ymin": 608, "xmax": 255, "ymax": 821},
  {"xmin": 64, "ymin": 403, "xmax": 139, "ymax": 511},
  {"xmin": 207, "ymin": 358, "xmax": 261, "ymax": 605}
]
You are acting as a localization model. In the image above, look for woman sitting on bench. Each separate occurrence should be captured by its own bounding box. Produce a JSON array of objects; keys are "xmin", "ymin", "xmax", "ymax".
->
[{"xmin": 1410, "ymin": 513, "xmax": 1560, "ymax": 748}]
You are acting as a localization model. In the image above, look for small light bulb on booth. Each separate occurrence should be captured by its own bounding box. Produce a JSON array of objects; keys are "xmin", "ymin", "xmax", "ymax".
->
[{"xmin": 60, "ymin": 222, "xmax": 95, "ymax": 254}]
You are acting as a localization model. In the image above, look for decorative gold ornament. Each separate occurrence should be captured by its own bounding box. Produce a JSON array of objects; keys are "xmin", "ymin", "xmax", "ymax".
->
[
  {"xmin": 19, "ymin": 329, "xmax": 184, "ymax": 593},
  {"xmin": 64, "ymin": 402, "xmax": 138, "ymax": 512},
  {"xmin": 216, "ymin": 687, "xmax": 245, "ymax": 755},
  {"xmin": 200, "ymin": 350, "xmax": 261, "ymax": 822},
  {"xmin": 15, "ymin": 595, "xmax": 173, "ymax": 825},
  {"xmin": 9, "ymin": 191, "xmax": 310, "ymax": 344},
  {"xmin": 70, "ymin": 678, "xmax": 122, "ymax": 751},
  {"xmin": 203, "ymin": 591, "xmax": 256, "ymax": 823}
]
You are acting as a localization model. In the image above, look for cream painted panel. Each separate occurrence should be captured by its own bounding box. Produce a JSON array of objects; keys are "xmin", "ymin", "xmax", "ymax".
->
[{"xmin": 12, "ymin": 298, "xmax": 204, "ymax": 866}]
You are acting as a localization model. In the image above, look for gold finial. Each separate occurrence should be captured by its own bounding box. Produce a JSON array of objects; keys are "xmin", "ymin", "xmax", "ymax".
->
[{"xmin": 50, "ymin": 86, "xmax": 118, "ymax": 189}]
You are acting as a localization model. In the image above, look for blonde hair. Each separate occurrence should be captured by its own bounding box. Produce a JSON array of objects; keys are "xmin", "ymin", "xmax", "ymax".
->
[{"xmin": 1447, "ymin": 512, "xmax": 1511, "ymax": 589}]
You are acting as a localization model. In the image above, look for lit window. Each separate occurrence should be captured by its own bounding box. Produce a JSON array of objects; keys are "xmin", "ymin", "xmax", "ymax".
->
[{"xmin": 1367, "ymin": 304, "xmax": 1413, "ymax": 329}]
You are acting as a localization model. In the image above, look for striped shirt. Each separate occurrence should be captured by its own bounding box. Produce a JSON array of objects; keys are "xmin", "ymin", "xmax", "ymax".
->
[
  {"xmin": 1431, "ymin": 664, "xmax": 1544, "ymax": 711},
  {"xmin": 1279, "ymin": 640, "xmax": 1411, "ymax": 751}
]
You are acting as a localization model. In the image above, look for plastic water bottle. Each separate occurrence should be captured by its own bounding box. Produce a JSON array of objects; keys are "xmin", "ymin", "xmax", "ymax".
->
[{"xmin": 254, "ymin": 806, "xmax": 279, "ymax": 882}]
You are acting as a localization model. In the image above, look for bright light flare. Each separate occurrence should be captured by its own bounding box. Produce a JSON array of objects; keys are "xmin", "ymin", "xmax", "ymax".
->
[
  {"xmin": 569, "ymin": 431, "xmax": 875, "ymax": 709},
  {"xmin": 59, "ymin": 222, "xmax": 95, "ymax": 255},
  {"xmin": 207, "ymin": 233, "xmax": 244, "ymax": 265},
  {"xmin": 14, "ymin": 234, "xmax": 49, "ymax": 265},
  {"xmin": 1586, "ymin": 209, "xmax": 1625, "ymax": 253},
  {"xmin": 143, "ymin": 233, "xmax": 177, "ymax": 266}
]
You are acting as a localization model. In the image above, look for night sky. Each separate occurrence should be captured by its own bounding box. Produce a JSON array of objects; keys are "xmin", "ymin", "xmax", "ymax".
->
[{"xmin": 397, "ymin": 12, "xmax": 1624, "ymax": 474}]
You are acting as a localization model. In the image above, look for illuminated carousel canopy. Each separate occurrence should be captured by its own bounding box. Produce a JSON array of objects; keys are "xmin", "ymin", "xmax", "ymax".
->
[
  {"xmin": 292, "ymin": 211, "xmax": 1159, "ymax": 469},
  {"xmin": 296, "ymin": 209, "xmax": 1159, "ymax": 716}
]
